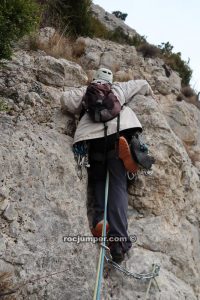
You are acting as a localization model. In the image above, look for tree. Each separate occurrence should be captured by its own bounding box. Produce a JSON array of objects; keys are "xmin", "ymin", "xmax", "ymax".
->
[
  {"xmin": 158, "ymin": 42, "xmax": 173, "ymax": 56},
  {"xmin": 112, "ymin": 11, "xmax": 128, "ymax": 21},
  {"xmin": 0, "ymin": 0, "xmax": 40, "ymax": 60}
]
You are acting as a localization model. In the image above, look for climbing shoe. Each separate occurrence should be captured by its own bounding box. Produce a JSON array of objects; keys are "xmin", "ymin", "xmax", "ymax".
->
[
  {"xmin": 91, "ymin": 220, "xmax": 110, "ymax": 238},
  {"xmin": 109, "ymin": 241, "xmax": 125, "ymax": 264},
  {"xmin": 118, "ymin": 136, "xmax": 138, "ymax": 173}
]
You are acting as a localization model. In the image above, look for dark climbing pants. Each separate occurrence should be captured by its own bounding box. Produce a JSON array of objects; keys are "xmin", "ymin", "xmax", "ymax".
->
[{"xmin": 89, "ymin": 134, "xmax": 132, "ymax": 252}]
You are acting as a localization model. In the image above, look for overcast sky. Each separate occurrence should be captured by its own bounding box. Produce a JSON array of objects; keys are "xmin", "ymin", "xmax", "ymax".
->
[{"xmin": 93, "ymin": 0, "xmax": 200, "ymax": 91}]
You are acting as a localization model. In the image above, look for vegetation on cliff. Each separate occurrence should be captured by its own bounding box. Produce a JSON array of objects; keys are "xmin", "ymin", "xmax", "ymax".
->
[
  {"xmin": 0, "ymin": 0, "xmax": 40, "ymax": 59},
  {"xmin": 0, "ymin": 0, "xmax": 193, "ymax": 86}
]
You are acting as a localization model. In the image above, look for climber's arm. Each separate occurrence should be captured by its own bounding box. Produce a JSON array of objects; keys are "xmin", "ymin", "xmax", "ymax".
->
[
  {"xmin": 116, "ymin": 80, "xmax": 156, "ymax": 104},
  {"xmin": 60, "ymin": 86, "xmax": 87, "ymax": 115}
]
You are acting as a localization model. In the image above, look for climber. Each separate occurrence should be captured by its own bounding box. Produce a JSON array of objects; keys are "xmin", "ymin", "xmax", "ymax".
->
[{"xmin": 60, "ymin": 67, "xmax": 155, "ymax": 263}]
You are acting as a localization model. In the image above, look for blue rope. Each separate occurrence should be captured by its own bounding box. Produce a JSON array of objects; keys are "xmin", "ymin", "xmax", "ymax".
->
[{"xmin": 93, "ymin": 169, "xmax": 109, "ymax": 300}]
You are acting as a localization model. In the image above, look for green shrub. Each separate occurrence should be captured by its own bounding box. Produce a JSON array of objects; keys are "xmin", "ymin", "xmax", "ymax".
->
[
  {"xmin": 89, "ymin": 16, "xmax": 110, "ymax": 38},
  {"xmin": 0, "ymin": 0, "xmax": 40, "ymax": 60},
  {"xmin": 39, "ymin": 0, "xmax": 94, "ymax": 37},
  {"xmin": 38, "ymin": 0, "xmax": 111, "ymax": 39},
  {"xmin": 0, "ymin": 99, "xmax": 10, "ymax": 112},
  {"xmin": 38, "ymin": 2, "xmax": 145, "ymax": 46},
  {"xmin": 158, "ymin": 41, "xmax": 173, "ymax": 55},
  {"xmin": 158, "ymin": 42, "xmax": 192, "ymax": 86},
  {"xmin": 109, "ymin": 26, "xmax": 130, "ymax": 44},
  {"xmin": 112, "ymin": 11, "xmax": 128, "ymax": 21},
  {"xmin": 36, "ymin": 0, "xmax": 67, "ymax": 28},
  {"xmin": 130, "ymin": 34, "xmax": 147, "ymax": 47},
  {"xmin": 164, "ymin": 53, "xmax": 192, "ymax": 86},
  {"xmin": 137, "ymin": 43, "xmax": 160, "ymax": 58},
  {"xmin": 109, "ymin": 27, "xmax": 146, "ymax": 47},
  {"xmin": 60, "ymin": 0, "xmax": 93, "ymax": 37},
  {"xmin": 36, "ymin": 2, "xmax": 193, "ymax": 86}
]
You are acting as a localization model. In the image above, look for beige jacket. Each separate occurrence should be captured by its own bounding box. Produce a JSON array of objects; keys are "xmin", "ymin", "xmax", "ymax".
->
[{"xmin": 60, "ymin": 80, "xmax": 154, "ymax": 144}]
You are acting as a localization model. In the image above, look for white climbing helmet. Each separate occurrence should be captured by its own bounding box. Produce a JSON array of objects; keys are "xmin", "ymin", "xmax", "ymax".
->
[{"xmin": 93, "ymin": 67, "xmax": 113, "ymax": 84}]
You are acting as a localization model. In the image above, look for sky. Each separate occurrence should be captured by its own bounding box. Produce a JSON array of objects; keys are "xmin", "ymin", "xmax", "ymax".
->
[{"xmin": 93, "ymin": 0, "xmax": 200, "ymax": 91}]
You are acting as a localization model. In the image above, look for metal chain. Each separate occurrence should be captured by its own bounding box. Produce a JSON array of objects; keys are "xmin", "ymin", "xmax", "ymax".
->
[{"xmin": 102, "ymin": 245, "xmax": 160, "ymax": 281}]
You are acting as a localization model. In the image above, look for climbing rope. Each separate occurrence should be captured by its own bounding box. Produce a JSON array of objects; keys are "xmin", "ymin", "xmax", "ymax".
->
[
  {"xmin": 93, "ymin": 170, "xmax": 109, "ymax": 300},
  {"xmin": 92, "ymin": 165, "xmax": 160, "ymax": 299}
]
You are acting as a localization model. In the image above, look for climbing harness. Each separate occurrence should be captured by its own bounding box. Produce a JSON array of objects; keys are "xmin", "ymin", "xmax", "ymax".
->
[
  {"xmin": 93, "ymin": 170, "xmax": 109, "ymax": 300},
  {"xmin": 73, "ymin": 141, "xmax": 90, "ymax": 178}
]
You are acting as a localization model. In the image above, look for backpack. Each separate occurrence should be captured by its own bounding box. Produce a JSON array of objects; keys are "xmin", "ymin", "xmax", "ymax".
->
[{"xmin": 82, "ymin": 83, "xmax": 121, "ymax": 122}]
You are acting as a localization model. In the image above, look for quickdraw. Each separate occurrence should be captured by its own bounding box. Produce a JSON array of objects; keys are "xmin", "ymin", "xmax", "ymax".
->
[
  {"xmin": 127, "ymin": 169, "xmax": 153, "ymax": 181},
  {"xmin": 127, "ymin": 171, "xmax": 138, "ymax": 181},
  {"xmin": 73, "ymin": 141, "xmax": 90, "ymax": 178}
]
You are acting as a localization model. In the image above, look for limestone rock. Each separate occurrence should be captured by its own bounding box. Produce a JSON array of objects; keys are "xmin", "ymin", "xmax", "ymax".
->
[
  {"xmin": 169, "ymin": 71, "xmax": 182, "ymax": 92},
  {"xmin": 0, "ymin": 21, "xmax": 200, "ymax": 300},
  {"xmin": 36, "ymin": 56, "xmax": 88, "ymax": 87},
  {"xmin": 36, "ymin": 27, "xmax": 56, "ymax": 47},
  {"xmin": 92, "ymin": 4, "xmax": 137, "ymax": 37},
  {"xmin": 78, "ymin": 37, "xmax": 140, "ymax": 73},
  {"xmin": 0, "ymin": 117, "xmax": 97, "ymax": 299},
  {"xmin": 154, "ymin": 76, "xmax": 171, "ymax": 95},
  {"xmin": 164, "ymin": 100, "xmax": 200, "ymax": 173},
  {"xmin": 25, "ymin": 92, "xmax": 43, "ymax": 106}
]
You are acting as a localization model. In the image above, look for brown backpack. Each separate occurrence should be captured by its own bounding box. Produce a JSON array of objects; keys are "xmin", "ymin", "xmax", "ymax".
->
[{"xmin": 82, "ymin": 83, "xmax": 121, "ymax": 122}]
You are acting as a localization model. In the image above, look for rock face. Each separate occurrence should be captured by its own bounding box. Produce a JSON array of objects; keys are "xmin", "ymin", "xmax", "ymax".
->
[
  {"xmin": 0, "ymin": 116, "xmax": 97, "ymax": 299},
  {"xmin": 0, "ymin": 26, "xmax": 200, "ymax": 300},
  {"xmin": 92, "ymin": 4, "xmax": 137, "ymax": 37},
  {"xmin": 76, "ymin": 36, "xmax": 181, "ymax": 96}
]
